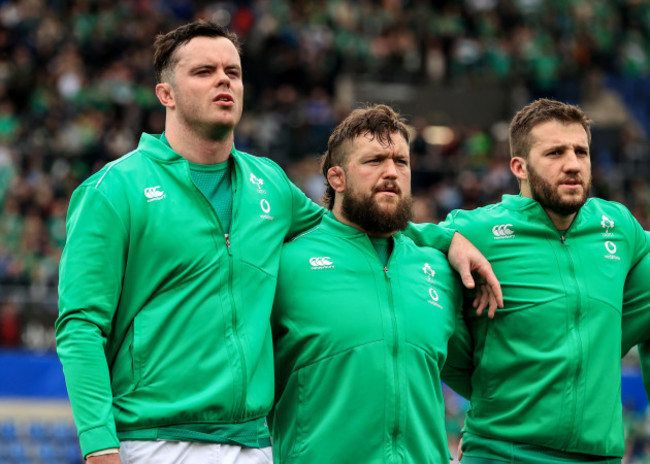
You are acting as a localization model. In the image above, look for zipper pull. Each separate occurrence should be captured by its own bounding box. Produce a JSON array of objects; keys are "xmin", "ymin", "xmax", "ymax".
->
[
  {"xmin": 225, "ymin": 234, "xmax": 231, "ymax": 247},
  {"xmin": 560, "ymin": 234, "xmax": 566, "ymax": 244}
]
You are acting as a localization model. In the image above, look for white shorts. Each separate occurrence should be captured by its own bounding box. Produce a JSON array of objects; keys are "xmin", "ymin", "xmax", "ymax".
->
[{"xmin": 119, "ymin": 440, "xmax": 273, "ymax": 464}]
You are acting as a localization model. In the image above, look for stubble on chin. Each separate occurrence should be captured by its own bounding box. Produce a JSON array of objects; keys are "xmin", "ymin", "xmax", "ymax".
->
[{"xmin": 527, "ymin": 167, "xmax": 590, "ymax": 216}]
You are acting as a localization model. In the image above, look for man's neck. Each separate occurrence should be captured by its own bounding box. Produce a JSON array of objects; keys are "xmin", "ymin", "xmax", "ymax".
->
[
  {"xmin": 519, "ymin": 188, "xmax": 578, "ymax": 231},
  {"xmin": 544, "ymin": 208, "xmax": 577, "ymax": 231},
  {"xmin": 165, "ymin": 124, "xmax": 234, "ymax": 165}
]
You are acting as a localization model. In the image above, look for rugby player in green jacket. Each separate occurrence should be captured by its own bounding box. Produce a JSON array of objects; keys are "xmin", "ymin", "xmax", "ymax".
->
[
  {"xmin": 441, "ymin": 99, "xmax": 649, "ymax": 464},
  {"xmin": 271, "ymin": 104, "xmax": 463, "ymax": 463}
]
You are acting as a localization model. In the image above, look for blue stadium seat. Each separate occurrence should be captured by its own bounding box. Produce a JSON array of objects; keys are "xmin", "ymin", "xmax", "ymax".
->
[
  {"xmin": 8, "ymin": 442, "xmax": 26, "ymax": 461},
  {"xmin": 0, "ymin": 421, "xmax": 16, "ymax": 442}
]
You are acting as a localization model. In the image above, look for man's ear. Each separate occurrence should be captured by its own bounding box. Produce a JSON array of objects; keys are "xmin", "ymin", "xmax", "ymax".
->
[
  {"xmin": 327, "ymin": 166, "xmax": 346, "ymax": 193},
  {"xmin": 155, "ymin": 82, "xmax": 175, "ymax": 109},
  {"xmin": 510, "ymin": 156, "xmax": 528, "ymax": 181}
]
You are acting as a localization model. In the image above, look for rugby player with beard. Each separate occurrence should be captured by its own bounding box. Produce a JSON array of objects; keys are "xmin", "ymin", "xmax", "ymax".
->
[
  {"xmin": 270, "ymin": 104, "xmax": 464, "ymax": 463},
  {"xmin": 441, "ymin": 98, "xmax": 649, "ymax": 464}
]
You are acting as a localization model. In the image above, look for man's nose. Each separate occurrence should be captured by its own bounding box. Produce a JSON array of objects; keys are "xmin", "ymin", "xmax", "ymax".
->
[
  {"xmin": 564, "ymin": 151, "xmax": 582, "ymax": 171},
  {"xmin": 383, "ymin": 160, "xmax": 398, "ymax": 178},
  {"xmin": 214, "ymin": 69, "xmax": 230, "ymax": 87}
]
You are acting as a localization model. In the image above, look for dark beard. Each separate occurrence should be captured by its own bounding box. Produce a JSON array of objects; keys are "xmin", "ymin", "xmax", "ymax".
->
[
  {"xmin": 341, "ymin": 189, "xmax": 413, "ymax": 235},
  {"xmin": 527, "ymin": 163, "xmax": 590, "ymax": 216}
]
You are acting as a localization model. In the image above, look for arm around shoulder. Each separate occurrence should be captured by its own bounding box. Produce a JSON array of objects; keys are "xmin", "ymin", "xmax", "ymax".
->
[{"xmin": 403, "ymin": 222, "xmax": 454, "ymax": 253}]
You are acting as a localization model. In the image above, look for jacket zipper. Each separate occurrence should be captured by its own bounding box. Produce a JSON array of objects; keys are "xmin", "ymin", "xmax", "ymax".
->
[
  {"xmin": 187, "ymin": 161, "xmax": 248, "ymax": 417},
  {"xmin": 383, "ymin": 260, "xmax": 401, "ymax": 459},
  {"xmin": 226, "ymin": 233, "xmax": 248, "ymax": 414},
  {"xmin": 558, "ymin": 224, "xmax": 582, "ymax": 450}
]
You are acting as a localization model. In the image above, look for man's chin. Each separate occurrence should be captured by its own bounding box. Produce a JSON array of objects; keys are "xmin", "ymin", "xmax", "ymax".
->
[
  {"xmin": 553, "ymin": 198, "xmax": 588, "ymax": 216},
  {"xmin": 373, "ymin": 203, "xmax": 401, "ymax": 216},
  {"xmin": 374, "ymin": 195, "xmax": 401, "ymax": 206}
]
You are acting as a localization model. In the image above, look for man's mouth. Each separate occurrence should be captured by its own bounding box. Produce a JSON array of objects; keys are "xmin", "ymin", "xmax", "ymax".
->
[
  {"xmin": 560, "ymin": 178, "xmax": 582, "ymax": 188},
  {"xmin": 375, "ymin": 184, "xmax": 400, "ymax": 196},
  {"xmin": 213, "ymin": 94, "xmax": 234, "ymax": 104}
]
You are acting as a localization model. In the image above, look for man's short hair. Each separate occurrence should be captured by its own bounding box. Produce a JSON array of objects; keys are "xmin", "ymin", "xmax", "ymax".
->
[
  {"xmin": 509, "ymin": 98, "xmax": 592, "ymax": 159},
  {"xmin": 320, "ymin": 104, "xmax": 410, "ymax": 209},
  {"xmin": 153, "ymin": 20, "xmax": 241, "ymax": 84}
]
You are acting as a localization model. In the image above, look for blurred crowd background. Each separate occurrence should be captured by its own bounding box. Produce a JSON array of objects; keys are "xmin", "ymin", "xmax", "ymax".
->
[{"xmin": 1, "ymin": 0, "xmax": 650, "ymax": 462}]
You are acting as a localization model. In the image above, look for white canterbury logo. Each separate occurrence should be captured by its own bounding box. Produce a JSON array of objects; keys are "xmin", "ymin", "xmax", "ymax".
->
[
  {"xmin": 144, "ymin": 186, "xmax": 165, "ymax": 202},
  {"xmin": 492, "ymin": 224, "xmax": 514, "ymax": 239},
  {"xmin": 309, "ymin": 257, "xmax": 333, "ymax": 267}
]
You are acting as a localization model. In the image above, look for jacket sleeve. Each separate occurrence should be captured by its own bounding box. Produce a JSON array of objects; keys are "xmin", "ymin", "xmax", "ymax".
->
[
  {"xmin": 622, "ymin": 231, "xmax": 650, "ymax": 356},
  {"xmin": 402, "ymin": 222, "xmax": 455, "ymax": 253},
  {"xmin": 628, "ymin": 212, "xmax": 650, "ymax": 267},
  {"xmin": 442, "ymin": 305, "xmax": 474, "ymax": 399},
  {"xmin": 55, "ymin": 186, "xmax": 127, "ymax": 457},
  {"xmin": 640, "ymin": 341, "xmax": 650, "ymax": 400},
  {"xmin": 438, "ymin": 210, "xmax": 476, "ymax": 398}
]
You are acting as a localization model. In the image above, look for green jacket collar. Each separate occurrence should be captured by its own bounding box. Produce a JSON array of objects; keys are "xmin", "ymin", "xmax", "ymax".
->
[
  {"xmin": 500, "ymin": 193, "xmax": 592, "ymax": 231},
  {"xmin": 138, "ymin": 133, "xmax": 239, "ymax": 163},
  {"xmin": 321, "ymin": 210, "xmax": 404, "ymax": 243}
]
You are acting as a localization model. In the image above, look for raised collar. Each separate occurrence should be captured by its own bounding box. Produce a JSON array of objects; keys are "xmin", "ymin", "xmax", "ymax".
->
[
  {"xmin": 500, "ymin": 193, "xmax": 591, "ymax": 231},
  {"xmin": 320, "ymin": 210, "xmax": 402, "ymax": 242},
  {"xmin": 137, "ymin": 133, "xmax": 238, "ymax": 163}
]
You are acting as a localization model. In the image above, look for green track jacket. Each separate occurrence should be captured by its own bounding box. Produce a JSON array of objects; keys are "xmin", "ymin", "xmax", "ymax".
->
[
  {"xmin": 440, "ymin": 194, "xmax": 648, "ymax": 458},
  {"xmin": 622, "ymin": 231, "xmax": 650, "ymax": 400},
  {"xmin": 271, "ymin": 212, "xmax": 462, "ymax": 463},
  {"xmin": 56, "ymin": 134, "xmax": 455, "ymax": 457}
]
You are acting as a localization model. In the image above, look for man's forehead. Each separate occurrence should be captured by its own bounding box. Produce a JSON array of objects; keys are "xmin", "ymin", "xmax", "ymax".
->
[
  {"xmin": 351, "ymin": 132, "xmax": 408, "ymax": 150},
  {"xmin": 530, "ymin": 120, "xmax": 588, "ymax": 146},
  {"xmin": 175, "ymin": 36, "xmax": 241, "ymax": 65}
]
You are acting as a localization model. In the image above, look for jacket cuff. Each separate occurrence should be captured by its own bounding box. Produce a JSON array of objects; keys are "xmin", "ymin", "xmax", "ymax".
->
[{"xmin": 79, "ymin": 425, "xmax": 120, "ymax": 458}]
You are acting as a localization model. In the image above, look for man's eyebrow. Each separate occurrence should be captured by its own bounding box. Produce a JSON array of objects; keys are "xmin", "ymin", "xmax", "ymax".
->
[{"xmin": 544, "ymin": 143, "xmax": 589, "ymax": 152}]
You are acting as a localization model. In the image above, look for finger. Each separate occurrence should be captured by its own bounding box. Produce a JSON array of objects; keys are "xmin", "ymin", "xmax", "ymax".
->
[
  {"xmin": 475, "ymin": 287, "xmax": 489, "ymax": 316},
  {"xmin": 473, "ymin": 285, "xmax": 485, "ymax": 312},
  {"xmin": 486, "ymin": 286, "xmax": 498, "ymax": 319},
  {"xmin": 472, "ymin": 291, "xmax": 481, "ymax": 310},
  {"xmin": 459, "ymin": 264, "xmax": 476, "ymax": 290},
  {"xmin": 476, "ymin": 263, "xmax": 503, "ymax": 308}
]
